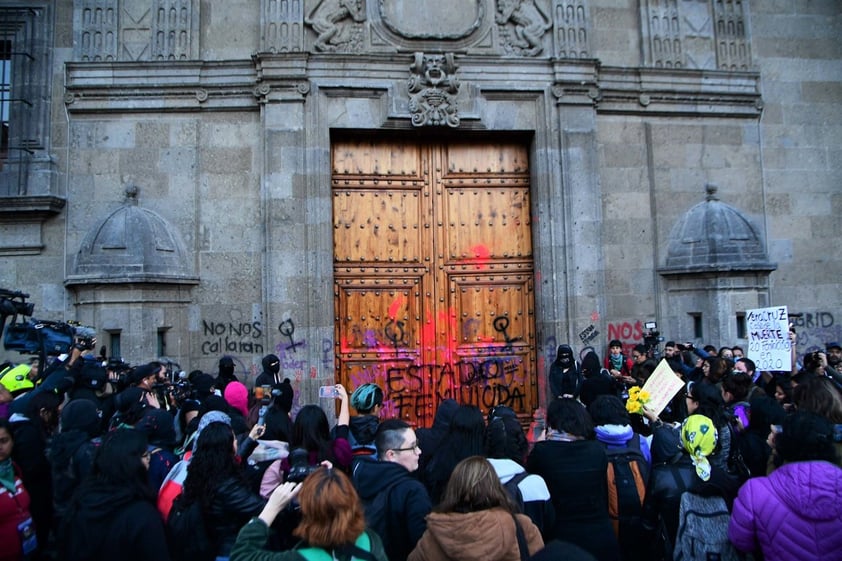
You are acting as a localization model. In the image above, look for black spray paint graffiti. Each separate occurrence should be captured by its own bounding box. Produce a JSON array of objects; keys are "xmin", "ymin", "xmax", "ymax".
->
[
  {"xmin": 578, "ymin": 324, "xmax": 599, "ymax": 345},
  {"xmin": 493, "ymin": 316, "xmax": 521, "ymax": 352},
  {"xmin": 201, "ymin": 320, "xmax": 264, "ymax": 355},
  {"xmin": 384, "ymin": 319, "xmax": 409, "ymax": 349},
  {"xmin": 278, "ymin": 319, "xmax": 304, "ymax": 352},
  {"xmin": 383, "ymin": 358, "xmax": 528, "ymax": 419}
]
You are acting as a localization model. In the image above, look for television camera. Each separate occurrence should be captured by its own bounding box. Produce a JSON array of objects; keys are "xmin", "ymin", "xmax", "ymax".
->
[{"xmin": 642, "ymin": 321, "xmax": 664, "ymax": 359}]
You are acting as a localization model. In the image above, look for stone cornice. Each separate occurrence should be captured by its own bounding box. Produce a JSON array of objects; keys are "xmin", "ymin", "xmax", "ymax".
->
[
  {"xmin": 594, "ymin": 66, "xmax": 762, "ymax": 117},
  {"xmin": 64, "ymin": 56, "xmax": 762, "ymax": 118}
]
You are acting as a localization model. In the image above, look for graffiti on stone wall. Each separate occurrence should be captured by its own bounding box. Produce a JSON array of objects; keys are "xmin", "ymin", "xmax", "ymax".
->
[
  {"xmin": 791, "ymin": 311, "xmax": 842, "ymax": 358},
  {"xmin": 201, "ymin": 320, "xmax": 264, "ymax": 355}
]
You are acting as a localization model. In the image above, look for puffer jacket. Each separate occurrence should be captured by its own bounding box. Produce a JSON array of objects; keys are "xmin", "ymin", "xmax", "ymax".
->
[
  {"xmin": 408, "ymin": 508, "xmax": 543, "ymax": 561},
  {"xmin": 728, "ymin": 460, "xmax": 842, "ymax": 560}
]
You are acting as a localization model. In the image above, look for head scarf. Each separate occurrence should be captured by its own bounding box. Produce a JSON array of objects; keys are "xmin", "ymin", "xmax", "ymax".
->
[{"xmin": 680, "ymin": 414, "xmax": 718, "ymax": 481}]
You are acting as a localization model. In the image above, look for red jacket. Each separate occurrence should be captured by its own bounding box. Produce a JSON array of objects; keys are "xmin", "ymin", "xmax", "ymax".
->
[
  {"xmin": 604, "ymin": 354, "xmax": 634, "ymax": 377},
  {"xmin": 0, "ymin": 463, "xmax": 31, "ymax": 561}
]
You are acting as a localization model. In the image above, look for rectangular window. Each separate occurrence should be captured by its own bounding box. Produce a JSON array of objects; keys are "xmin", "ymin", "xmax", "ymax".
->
[
  {"xmin": 736, "ymin": 313, "xmax": 746, "ymax": 339},
  {"xmin": 691, "ymin": 313, "xmax": 703, "ymax": 339},
  {"xmin": 157, "ymin": 328, "xmax": 168, "ymax": 358},
  {"xmin": 0, "ymin": 39, "xmax": 9, "ymax": 165},
  {"xmin": 0, "ymin": 6, "xmax": 50, "ymax": 193},
  {"xmin": 108, "ymin": 331, "xmax": 121, "ymax": 359}
]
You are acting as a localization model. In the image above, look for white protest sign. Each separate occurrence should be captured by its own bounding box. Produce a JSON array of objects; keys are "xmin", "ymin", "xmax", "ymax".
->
[
  {"xmin": 746, "ymin": 305, "xmax": 790, "ymax": 371},
  {"xmin": 640, "ymin": 359, "xmax": 685, "ymax": 417}
]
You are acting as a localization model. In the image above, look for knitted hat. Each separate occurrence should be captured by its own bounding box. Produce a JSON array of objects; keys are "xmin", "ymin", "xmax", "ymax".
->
[{"xmin": 223, "ymin": 381, "xmax": 249, "ymax": 418}]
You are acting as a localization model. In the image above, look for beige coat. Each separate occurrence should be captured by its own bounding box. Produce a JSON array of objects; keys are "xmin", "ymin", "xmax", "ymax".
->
[{"xmin": 408, "ymin": 508, "xmax": 544, "ymax": 561}]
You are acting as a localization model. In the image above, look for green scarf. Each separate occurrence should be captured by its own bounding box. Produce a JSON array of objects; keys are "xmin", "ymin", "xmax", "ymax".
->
[{"xmin": 0, "ymin": 459, "xmax": 16, "ymax": 493}]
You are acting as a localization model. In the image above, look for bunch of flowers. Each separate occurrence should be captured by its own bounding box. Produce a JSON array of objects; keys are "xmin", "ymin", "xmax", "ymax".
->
[{"xmin": 625, "ymin": 385, "xmax": 651, "ymax": 414}]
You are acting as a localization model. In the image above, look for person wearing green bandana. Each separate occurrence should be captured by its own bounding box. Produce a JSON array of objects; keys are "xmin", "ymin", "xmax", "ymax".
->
[{"xmin": 0, "ymin": 418, "xmax": 35, "ymax": 561}]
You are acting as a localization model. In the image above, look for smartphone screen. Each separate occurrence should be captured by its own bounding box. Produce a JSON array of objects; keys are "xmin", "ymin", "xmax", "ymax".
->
[
  {"xmin": 733, "ymin": 404, "xmax": 750, "ymax": 428},
  {"xmin": 318, "ymin": 385, "xmax": 337, "ymax": 398}
]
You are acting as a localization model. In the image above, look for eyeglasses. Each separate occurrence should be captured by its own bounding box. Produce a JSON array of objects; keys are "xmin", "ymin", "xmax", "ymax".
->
[{"xmin": 391, "ymin": 442, "xmax": 420, "ymax": 453}]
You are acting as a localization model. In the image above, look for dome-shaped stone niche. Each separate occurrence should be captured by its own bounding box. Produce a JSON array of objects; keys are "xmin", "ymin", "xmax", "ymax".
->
[
  {"xmin": 659, "ymin": 184, "xmax": 776, "ymax": 275},
  {"xmin": 66, "ymin": 186, "xmax": 198, "ymax": 285}
]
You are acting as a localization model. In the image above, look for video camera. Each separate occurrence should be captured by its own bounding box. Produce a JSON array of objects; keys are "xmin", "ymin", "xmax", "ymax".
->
[
  {"xmin": 150, "ymin": 359, "xmax": 193, "ymax": 406},
  {"xmin": 1, "ymin": 288, "xmax": 96, "ymax": 356},
  {"xmin": 642, "ymin": 321, "xmax": 664, "ymax": 359}
]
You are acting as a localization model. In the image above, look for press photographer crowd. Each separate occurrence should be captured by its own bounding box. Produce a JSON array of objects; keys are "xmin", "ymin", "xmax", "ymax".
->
[{"xmin": 1, "ymin": 288, "xmax": 841, "ymax": 561}]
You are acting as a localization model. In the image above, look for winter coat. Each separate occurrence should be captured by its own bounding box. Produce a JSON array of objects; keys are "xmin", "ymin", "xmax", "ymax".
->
[
  {"xmin": 352, "ymin": 457, "xmax": 432, "ymax": 561},
  {"xmin": 527, "ymin": 439, "xmax": 620, "ymax": 561},
  {"xmin": 208, "ymin": 474, "xmax": 268, "ymax": 557},
  {"xmin": 729, "ymin": 460, "xmax": 842, "ymax": 560},
  {"xmin": 60, "ymin": 482, "xmax": 171, "ymax": 561},
  {"xmin": 231, "ymin": 518, "xmax": 388, "ymax": 561},
  {"xmin": 408, "ymin": 508, "xmax": 543, "ymax": 561},
  {"xmin": 348, "ymin": 414, "xmax": 379, "ymax": 452},
  {"xmin": 0, "ymin": 462, "xmax": 30, "ymax": 561},
  {"xmin": 579, "ymin": 369, "xmax": 619, "ymax": 407}
]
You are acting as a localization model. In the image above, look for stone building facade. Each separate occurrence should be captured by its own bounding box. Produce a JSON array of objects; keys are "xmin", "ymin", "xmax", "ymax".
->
[{"xmin": 0, "ymin": 0, "xmax": 839, "ymax": 424}]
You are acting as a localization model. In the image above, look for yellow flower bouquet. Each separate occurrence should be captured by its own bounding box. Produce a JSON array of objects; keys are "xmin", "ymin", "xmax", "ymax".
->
[{"xmin": 625, "ymin": 385, "xmax": 651, "ymax": 414}]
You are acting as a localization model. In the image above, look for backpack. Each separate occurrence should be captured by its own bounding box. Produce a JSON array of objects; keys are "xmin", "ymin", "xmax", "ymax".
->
[
  {"xmin": 165, "ymin": 493, "xmax": 217, "ymax": 561},
  {"xmin": 605, "ymin": 435, "xmax": 649, "ymax": 538},
  {"xmin": 502, "ymin": 471, "xmax": 530, "ymax": 513},
  {"xmin": 362, "ymin": 479, "xmax": 400, "ymax": 542},
  {"xmin": 674, "ymin": 492, "xmax": 741, "ymax": 561},
  {"xmin": 297, "ymin": 530, "xmax": 378, "ymax": 561}
]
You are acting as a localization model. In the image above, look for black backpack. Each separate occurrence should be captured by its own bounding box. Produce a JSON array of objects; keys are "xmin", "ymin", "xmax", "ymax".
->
[
  {"xmin": 166, "ymin": 493, "xmax": 217, "ymax": 561},
  {"xmin": 502, "ymin": 471, "xmax": 530, "ymax": 513}
]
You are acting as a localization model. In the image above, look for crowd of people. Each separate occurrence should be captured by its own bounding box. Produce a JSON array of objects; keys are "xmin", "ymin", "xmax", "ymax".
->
[{"xmin": 0, "ymin": 332, "xmax": 841, "ymax": 561}]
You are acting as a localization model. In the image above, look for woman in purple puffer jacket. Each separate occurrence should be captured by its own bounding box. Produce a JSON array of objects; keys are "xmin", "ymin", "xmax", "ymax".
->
[{"xmin": 728, "ymin": 411, "xmax": 842, "ymax": 560}]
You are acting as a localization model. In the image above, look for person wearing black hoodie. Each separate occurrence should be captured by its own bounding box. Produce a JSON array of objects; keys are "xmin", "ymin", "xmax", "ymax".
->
[
  {"xmin": 549, "ymin": 344, "xmax": 583, "ymax": 400},
  {"xmin": 255, "ymin": 354, "xmax": 283, "ymax": 390},
  {"xmin": 49, "ymin": 399, "xmax": 101, "ymax": 531},
  {"xmin": 352, "ymin": 419, "xmax": 432, "ymax": 561},
  {"xmin": 59, "ymin": 429, "xmax": 171, "ymax": 561},
  {"xmin": 579, "ymin": 351, "xmax": 619, "ymax": 408}
]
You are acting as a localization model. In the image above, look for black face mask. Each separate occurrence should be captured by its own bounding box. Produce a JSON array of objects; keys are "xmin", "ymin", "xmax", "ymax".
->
[{"xmin": 269, "ymin": 362, "xmax": 280, "ymax": 375}]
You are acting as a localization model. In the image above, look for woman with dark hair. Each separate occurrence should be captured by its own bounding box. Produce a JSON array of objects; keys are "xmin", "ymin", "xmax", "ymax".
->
[
  {"xmin": 231, "ymin": 466, "xmax": 387, "ymax": 561},
  {"xmin": 182, "ymin": 421, "xmax": 267, "ymax": 558},
  {"xmin": 8, "ymin": 390, "xmax": 61, "ymax": 549},
  {"xmin": 729, "ymin": 411, "xmax": 842, "ymax": 559},
  {"xmin": 701, "ymin": 356, "xmax": 729, "ymax": 385},
  {"xmin": 275, "ymin": 386, "xmax": 352, "ymax": 479},
  {"xmin": 527, "ymin": 398, "xmax": 620, "ymax": 561},
  {"xmin": 59, "ymin": 429, "xmax": 171, "ymax": 561},
  {"xmin": 740, "ymin": 394, "xmax": 786, "ymax": 478},
  {"xmin": 417, "ymin": 399, "xmax": 458, "ymax": 480},
  {"xmin": 768, "ymin": 374, "xmax": 794, "ymax": 411},
  {"xmin": 0, "ymin": 418, "xmax": 35, "ymax": 561},
  {"xmin": 408, "ymin": 456, "xmax": 543, "ymax": 561},
  {"xmin": 423, "ymin": 404, "xmax": 486, "ymax": 505}
]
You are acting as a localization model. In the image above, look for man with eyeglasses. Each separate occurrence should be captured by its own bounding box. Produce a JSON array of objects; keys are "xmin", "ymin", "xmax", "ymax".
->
[{"xmin": 351, "ymin": 419, "xmax": 432, "ymax": 561}]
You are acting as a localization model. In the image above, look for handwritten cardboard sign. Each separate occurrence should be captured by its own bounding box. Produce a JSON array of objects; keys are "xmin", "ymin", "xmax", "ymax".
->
[
  {"xmin": 746, "ymin": 305, "xmax": 790, "ymax": 371},
  {"xmin": 640, "ymin": 359, "xmax": 685, "ymax": 417}
]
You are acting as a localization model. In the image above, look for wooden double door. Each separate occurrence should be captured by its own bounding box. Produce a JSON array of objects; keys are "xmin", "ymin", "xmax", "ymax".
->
[{"xmin": 332, "ymin": 136, "xmax": 537, "ymax": 427}]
